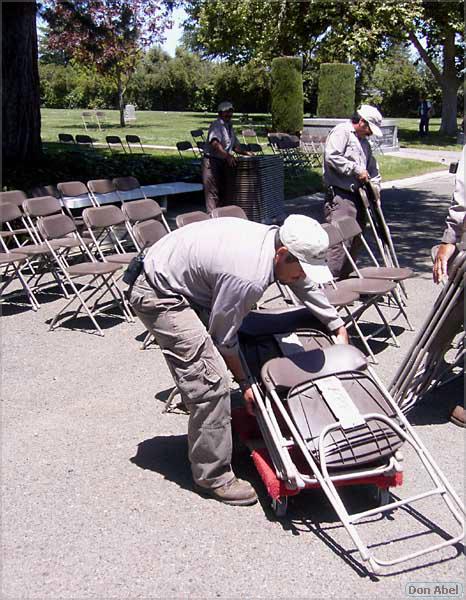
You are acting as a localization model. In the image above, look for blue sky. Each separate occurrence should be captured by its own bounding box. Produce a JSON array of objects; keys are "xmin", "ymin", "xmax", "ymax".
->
[{"xmin": 161, "ymin": 6, "xmax": 186, "ymax": 56}]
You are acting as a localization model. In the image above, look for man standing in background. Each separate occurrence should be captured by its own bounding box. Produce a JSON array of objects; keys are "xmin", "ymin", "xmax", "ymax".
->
[
  {"xmin": 418, "ymin": 96, "xmax": 433, "ymax": 137},
  {"xmin": 322, "ymin": 104, "xmax": 383, "ymax": 278},
  {"xmin": 202, "ymin": 101, "xmax": 251, "ymax": 213}
]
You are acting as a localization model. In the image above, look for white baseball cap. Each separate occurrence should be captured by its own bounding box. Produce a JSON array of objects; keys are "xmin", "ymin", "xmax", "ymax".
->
[
  {"xmin": 217, "ymin": 101, "xmax": 234, "ymax": 112},
  {"xmin": 357, "ymin": 104, "xmax": 383, "ymax": 137},
  {"xmin": 279, "ymin": 215, "xmax": 333, "ymax": 283}
]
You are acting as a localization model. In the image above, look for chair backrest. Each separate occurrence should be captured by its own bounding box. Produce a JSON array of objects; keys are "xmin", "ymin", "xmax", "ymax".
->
[
  {"xmin": 242, "ymin": 128, "xmax": 257, "ymax": 139},
  {"xmin": 190, "ymin": 129, "xmax": 205, "ymax": 141},
  {"xmin": 106, "ymin": 135, "xmax": 123, "ymax": 145},
  {"xmin": 247, "ymin": 142, "xmax": 263, "ymax": 154},
  {"xmin": 87, "ymin": 179, "xmax": 116, "ymax": 195},
  {"xmin": 176, "ymin": 141, "xmax": 194, "ymax": 152},
  {"xmin": 82, "ymin": 205, "xmax": 125, "ymax": 229},
  {"xmin": 126, "ymin": 134, "xmax": 141, "ymax": 144},
  {"xmin": 0, "ymin": 202, "xmax": 23, "ymax": 224},
  {"xmin": 0, "ymin": 190, "xmax": 27, "ymax": 207},
  {"xmin": 58, "ymin": 133, "xmax": 75, "ymax": 144},
  {"xmin": 113, "ymin": 176, "xmax": 140, "ymax": 192},
  {"xmin": 196, "ymin": 141, "xmax": 208, "ymax": 154},
  {"xmin": 75, "ymin": 134, "xmax": 93, "ymax": 145},
  {"xmin": 30, "ymin": 184, "xmax": 60, "ymax": 199},
  {"xmin": 210, "ymin": 205, "xmax": 248, "ymax": 220},
  {"xmin": 133, "ymin": 220, "xmax": 167, "ymax": 249},
  {"xmin": 175, "ymin": 211, "xmax": 209, "ymax": 228},
  {"xmin": 38, "ymin": 214, "xmax": 77, "ymax": 240},
  {"xmin": 81, "ymin": 111, "xmax": 93, "ymax": 117},
  {"xmin": 95, "ymin": 110, "xmax": 105, "ymax": 118},
  {"xmin": 57, "ymin": 181, "xmax": 89, "ymax": 197},
  {"xmin": 334, "ymin": 216, "xmax": 363, "ymax": 242},
  {"xmin": 321, "ymin": 222, "xmax": 344, "ymax": 248},
  {"xmin": 22, "ymin": 196, "xmax": 62, "ymax": 217},
  {"xmin": 121, "ymin": 198, "xmax": 163, "ymax": 223}
]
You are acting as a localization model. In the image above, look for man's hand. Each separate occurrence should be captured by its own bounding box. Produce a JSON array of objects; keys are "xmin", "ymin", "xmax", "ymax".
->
[
  {"xmin": 243, "ymin": 385, "xmax": 255, "ymax": 416},
  {"xmin": 433, "ymin": 243, "xmax": 456, "ymax": 284},
  {"xmin": 333, "ymin": 325, "xmax": 349, "ymax": 345},
  {"xmin": 356, "ymin": 169, "xmax": 370, "ymax": 183}
]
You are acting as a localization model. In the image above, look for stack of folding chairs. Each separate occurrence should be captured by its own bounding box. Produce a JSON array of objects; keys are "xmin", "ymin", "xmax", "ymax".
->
[
  {"xmin": 390, "ymin": 234, "xmax": 465, "ymax": 413},
  {"xmin": 234, "ymin": 155, "xmax": 286, "ymax": 224}
]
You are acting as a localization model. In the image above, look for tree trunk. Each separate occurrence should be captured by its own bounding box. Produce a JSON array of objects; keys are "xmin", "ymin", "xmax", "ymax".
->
[
  {"xmin": 439, "ymin": 29, "xmax": 460, "ymax": 136},
  {"xmin": 2, "ymin": 1, "xmax": 42, "ymax": 163},
  {"xmin": 117, "ymin": 74, "xmax": 126, "ymax": 127}
]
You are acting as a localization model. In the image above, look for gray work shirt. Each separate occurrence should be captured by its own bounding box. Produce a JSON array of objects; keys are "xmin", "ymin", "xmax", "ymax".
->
[
  {"xmin": 143, "ymin": 218, "xmax": 344, "ymax": 357},
  {"xmin": 323, "ymin": 121, "xmax": 381, "ymax": 191},
  {"xmin": 206, "ymin": 117, "xmax": 238, "ymax": 159},
  {"xmin": 442, "ymin": 147, "xmax": 465, "ymax": 245}
]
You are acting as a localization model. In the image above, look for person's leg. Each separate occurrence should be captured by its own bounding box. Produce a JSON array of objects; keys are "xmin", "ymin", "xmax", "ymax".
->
[
  {"xmin": 425, "ymin": 117, "xmax": 429, "ymax": 134},
  {"xmin": 324, "ymin": 189, "xmax": 359, "ymax": 278},
  {"xmin": 202, "ymin": 157, "xmax": 221, "ymax": 213},
  {"xmin": 129, "ymin": 275, "xmax": 256, "ymax": 503}
]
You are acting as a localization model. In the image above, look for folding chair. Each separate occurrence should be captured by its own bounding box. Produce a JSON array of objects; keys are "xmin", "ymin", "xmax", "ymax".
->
[
  {"xmin": 0, "ymin": 202, "xmax": 66, "ymax": 300},
  {"xmin": 241, "ymin": 128, "xmax": 260, "ymax": 145},
  {"xmin": 30, "ymin": 185, "xmax": 60, "ymax": 199},
  {"xmin": 58, "ymin": 181, "xmax": 96, "ymax": 211},
  {"xmin": 196, "ymin": 141, "xmax": 208, "ymax": 156},
  {"xmin": 210, "ymin": 205, "xmax": 248, "ymax": 220},
  {"xmin": 246, "ymin": 142, "xmax": 264, "ymax": 155},
  {"xmin": 176, "ymin": 141, "xmax": 201, "ymax": 162},
  {"xmin": 175, "ymin": 211, "xmax": 209, "ymax": 228},
  {"xmin": 58, "ymin": 133, "xmax": 76, "ymax": 145},
  {"xmin": 0, "ymin": 251, "xmax": 39, "ymax": 311},
  {"xmin": 333, "ymin": 216, "xmax": 413, "ymax": 331},
  {"xmin": 106, "ymin": 135, "xmax": 127, "ymax": 153},
  {"xmin": 126, "ymin": 134, "xmax": 145, "ymax": 153},
  {"xmin": 190, "ymin": 129, "xmax": 205, "ymax": 145},
  {"xmin": 87, "ymin": 179, "xmax": 120, "ymax": 206},
  {"xmin": 38, "ymin": 214, "xmax": 133, "ymax": 336},
  {"xmin": 81, "ymin": 111, "xmax": 93, "ymax": 131},
  {"xmin": 75, "ymin": 134, "xmax": 94, "ymax": 149},
  {"xmin": 0, "ymin": 191, "xmax": 30, "ymax": 248},
  {"xmin": 121, "ymin": 198, "xmax": 170, "ymax": 249},
  {"xmin": 82, "ymin": 205, "xmax": 138, "ymax": 265},
  {"xmin": 94, "ymin": 110, "xmax": 106, "ymax": 131}
]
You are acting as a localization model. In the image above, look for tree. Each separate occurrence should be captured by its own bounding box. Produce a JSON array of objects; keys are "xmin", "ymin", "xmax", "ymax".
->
[
  {"xmin": 2, "ymin": 1, "xmax": 42, "ymax": 163},
  {"xmin": 183, "ymin": 0, "xmax": 464, "ymax": 134},
  {"xmin": 41, "ymin": 0, "xmax": 175, "ymax": 126}
]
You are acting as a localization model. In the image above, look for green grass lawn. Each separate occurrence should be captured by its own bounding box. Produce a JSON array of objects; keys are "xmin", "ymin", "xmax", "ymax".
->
[
  {"xmin": 41, "ymin": 108, "xmax": 462, "ymax": 152},
  {"xmin": 3, "ymin": 109, "xmax": 450, "ymax": 195}
]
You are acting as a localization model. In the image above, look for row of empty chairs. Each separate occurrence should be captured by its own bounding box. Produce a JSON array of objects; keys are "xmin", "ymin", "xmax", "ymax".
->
[
  {"xmin": 80, "ymin": 106, "xmax": 136, "ymax": 131},
  {"xmin": 58, "ymin": 133, "xmax": 145, "ymax": 153}
]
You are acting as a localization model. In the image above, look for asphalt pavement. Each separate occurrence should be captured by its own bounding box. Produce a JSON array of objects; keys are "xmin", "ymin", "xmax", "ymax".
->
[{"xmin": 1, "ymin": 170, "xmax": 464, "ymax": 599}]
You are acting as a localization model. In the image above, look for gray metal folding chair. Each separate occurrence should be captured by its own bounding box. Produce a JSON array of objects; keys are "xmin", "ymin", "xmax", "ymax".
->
[
  {"xmin": 106, "ymin": 135, "xmax": 126, "ymax": 153},
  {"xmin": 87, "ymin": 179, "xmax": 120, "ymax": 206},
  {"xmin": 0, "ymin": 251, "xmax": 39, "ymax": 311},
  {"xmin": 126, "ymin": 134, "xmax": 144, "ymax": 153},
  {"xmin": 210, "ymin": 205, "xmax": 248, "ymax": 220},
  {"xmin": 75, "ymin": 134, "xmax": 94, "ymax": 148},
  {"xmin": 121, "ymin": 198, "xmax": 170, "ymax": 250},
  {"xmin": 175, "ymin": 211, "xmax": 209, "ymax": 228},
  {"xmin": 39, "ymin": 214, "xmax": 133, "ymax": 336}
]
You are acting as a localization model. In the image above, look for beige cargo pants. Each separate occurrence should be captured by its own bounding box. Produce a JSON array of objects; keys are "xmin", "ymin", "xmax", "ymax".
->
[{"xmin": 129, "ymin": 273, "xmax": 234, "ymax": 489}]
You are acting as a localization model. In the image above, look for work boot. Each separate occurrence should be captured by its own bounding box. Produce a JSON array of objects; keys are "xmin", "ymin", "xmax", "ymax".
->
[
  {"xmin": 450, "ymin": 405, "xmax": 465, "ymax": 428},
  {"xmin": 194, "ymin": 477, "xmax": 258, "ymax": 506}
]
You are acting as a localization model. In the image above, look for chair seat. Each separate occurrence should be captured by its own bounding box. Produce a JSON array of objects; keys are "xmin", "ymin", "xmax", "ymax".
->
[
  {"xmin": 106, "ymin": 252, "xmax": 139, "ymax": 265},
  {"xmin": 324, "ymin": 287, "xmax": 359, "ymax": 306},
  {"xmin": 0, "ymin": 252, "xmax": 28, "ymax": 265},
  {"xmin": 357, "ymin": 266, "xmax": 413, "ymax": 281},
  {"xmin": 67, "ymin": 262, "xmax": 122, "ymax": 276},
  {"xmin": 10, "ymin": 244, "xmax": 51, "ymax": 256},
  {"xmin": 49, "ymin": 237, "xmax": 88, "ymax": 249},
  {"xmin": 336, "ymin": 278, "xmax": 396, "ymax": 295}
]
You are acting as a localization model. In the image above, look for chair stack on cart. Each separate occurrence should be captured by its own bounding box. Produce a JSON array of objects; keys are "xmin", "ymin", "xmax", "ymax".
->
[
  {"xmin": 390, "ymin": 233, "xmax": 465, "ymax": 413},
  {"xmin": 232, "ymin": 306, "xmax": 464, "ymax": 574},
  {"xmin": 234, "ymin": 155, "xmax": 286, "ymax": 224}
]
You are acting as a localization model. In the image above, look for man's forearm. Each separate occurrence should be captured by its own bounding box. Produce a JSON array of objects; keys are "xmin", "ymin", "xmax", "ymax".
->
[{"xmin": 222, "ymin": 352, "xmax": 249, "ymax": 388}]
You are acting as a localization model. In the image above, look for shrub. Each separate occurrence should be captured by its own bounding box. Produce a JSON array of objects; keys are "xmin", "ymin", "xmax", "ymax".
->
[
  {"xmin": 317, "ymin": 63, "xmax": 355, "ymax": 118},
  {"xmin": 271, "ymin": 57, "xmax": 304, "ymax": 134}
]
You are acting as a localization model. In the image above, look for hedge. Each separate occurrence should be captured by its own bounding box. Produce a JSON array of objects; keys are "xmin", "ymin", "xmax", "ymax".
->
[
  {"xmin": 271, "ymin": 57, "xmax": 304, "ymax": 134},
  {"xmin": 317, "ymin": 63, "xmax": 355, "ymax": 118}
]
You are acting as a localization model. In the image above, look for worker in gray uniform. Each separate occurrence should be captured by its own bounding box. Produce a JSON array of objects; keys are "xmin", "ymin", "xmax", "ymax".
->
[
  {"xmin": 128, "ymin": 215, "xmax": 348, "ymax": 506},
  {"xmin": 323, "ymin": 105, "xmax": 383, "ymax": 278},
  {"xmin": 202, "ymin": 101, "xmax": 251, "ymax": 213}
]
